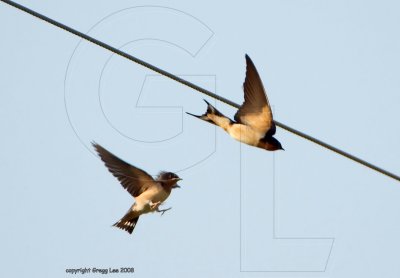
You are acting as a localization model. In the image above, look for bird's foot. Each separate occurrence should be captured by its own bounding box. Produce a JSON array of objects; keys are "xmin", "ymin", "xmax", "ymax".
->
[{"xmin": 157, "ymin": 207, "xmax": 172, "ymax": 216}]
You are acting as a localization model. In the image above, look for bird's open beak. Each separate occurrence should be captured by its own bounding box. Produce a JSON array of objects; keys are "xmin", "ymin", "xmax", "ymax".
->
[{"xmin": 173, "ymin": 178, "xmax": 182, "ymax": 188}]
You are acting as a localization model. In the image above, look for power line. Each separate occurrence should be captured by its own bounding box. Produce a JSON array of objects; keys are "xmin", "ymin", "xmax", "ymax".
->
[{"xmin": 1, "ymin": 0, "xmax": 399, "ymax": 182}]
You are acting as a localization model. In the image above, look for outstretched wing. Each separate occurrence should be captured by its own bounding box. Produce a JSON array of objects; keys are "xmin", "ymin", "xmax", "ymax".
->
[
  {"xmin": 234, "ymin": 54, "xmax": 275, "ymax": 135},
  {"xmin": 93, "ymin": 143, "xmax": 155, "ymax": 198}
]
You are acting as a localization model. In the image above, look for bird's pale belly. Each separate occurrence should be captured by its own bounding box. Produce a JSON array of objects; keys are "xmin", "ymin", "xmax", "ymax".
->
[
  {"xmin": 135, "ymin": 185, "xmax": 170, "ymax": 213},
  {"xmin": 227, "ymin": 124, "xmax": 262, "ymax": 146}
]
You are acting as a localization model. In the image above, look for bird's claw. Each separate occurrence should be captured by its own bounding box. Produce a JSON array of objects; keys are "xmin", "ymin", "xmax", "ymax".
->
[{"xmin": 157, "ymin": 207, "xmax": 172, "ymax": 216}]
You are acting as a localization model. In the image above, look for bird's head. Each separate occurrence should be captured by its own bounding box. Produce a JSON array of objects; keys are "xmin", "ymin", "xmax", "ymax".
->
[
  {"xmin": 157, "ymin": 172, "xmax": 182, "ymax": 189},
  {"xmin": 260, "ymin": 137, "xmax": 284, "ymax": 151}
]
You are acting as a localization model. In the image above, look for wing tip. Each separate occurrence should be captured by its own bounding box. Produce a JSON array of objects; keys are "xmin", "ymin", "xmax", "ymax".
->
[
  {"xmin": 245, "ymin": 53, "xmax": 253, "ymax": 63},
  {"xmin": 91, "ymin": 141, "xmax": 100, "ymax": 150},
  {"xmin": 245, "ymin": 54, "xmax": 255, "ymax": 68}
]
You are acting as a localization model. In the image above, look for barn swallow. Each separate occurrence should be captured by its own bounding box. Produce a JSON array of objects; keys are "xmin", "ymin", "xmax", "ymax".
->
[
  {"xmin": 187, "ymin": 54, "xmax": 283, "ymax": 151},
  {"xmin": 92, "ymin": 143, "xmax": 182, "ymax": 234}
]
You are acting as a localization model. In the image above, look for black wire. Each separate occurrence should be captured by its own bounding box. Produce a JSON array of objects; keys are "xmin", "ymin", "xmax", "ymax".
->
[{"xmin": 1, "ymin": 0, "xmax": 399, "ymax": 182}]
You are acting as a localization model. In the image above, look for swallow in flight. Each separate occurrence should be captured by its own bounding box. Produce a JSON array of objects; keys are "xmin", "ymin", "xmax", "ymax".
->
[
  {"xmin": 187, "ymin": 54, "xmax": 283, "ymax": 151},
  {"xmin": 93, "ymin": 143, "xmax": 182, "ymax": 234}
]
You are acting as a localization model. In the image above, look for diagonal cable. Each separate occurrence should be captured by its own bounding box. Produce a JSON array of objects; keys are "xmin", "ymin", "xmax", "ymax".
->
[{"xmin": 1, "ymin": 0, "xmax": 399, "ymax": 182}]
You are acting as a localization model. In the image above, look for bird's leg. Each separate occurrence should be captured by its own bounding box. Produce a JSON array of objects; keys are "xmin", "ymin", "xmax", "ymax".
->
[{"xmin": 156, "ymin": 207, "xmax": 172, "ymax": 216}]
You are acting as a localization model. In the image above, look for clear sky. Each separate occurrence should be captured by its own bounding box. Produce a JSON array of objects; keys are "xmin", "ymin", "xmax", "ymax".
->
[{"xmin": 1, "ymin": 0, "xmax": 400, "ymax": 277}]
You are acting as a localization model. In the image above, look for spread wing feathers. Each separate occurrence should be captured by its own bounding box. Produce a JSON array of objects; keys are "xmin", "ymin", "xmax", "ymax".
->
[
  {"xmin": 92, "ymin": 143, "xmax": 155, "ymax": 198},
  {"xmin": 234, "ymin": 54, "xmax": 275, "ymax": 135}
]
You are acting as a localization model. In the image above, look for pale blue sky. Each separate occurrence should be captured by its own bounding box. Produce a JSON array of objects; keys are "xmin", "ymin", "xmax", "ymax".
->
[{"xmin": 1, "ymin": 0, "xmax": 400, "ymax": 277}]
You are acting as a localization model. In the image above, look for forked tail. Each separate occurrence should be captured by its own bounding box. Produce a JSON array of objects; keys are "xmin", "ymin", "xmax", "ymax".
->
[{"xmin": 186, "ymin": 99, "xmax": 228, "ymax": 126}]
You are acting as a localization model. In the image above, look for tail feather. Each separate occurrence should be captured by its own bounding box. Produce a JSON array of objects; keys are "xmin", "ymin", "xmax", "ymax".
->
[
  {"xmin": 203, "ymin": 99, "xmax": 224, "ymax": 116},
  {"xmin": 186, "ymin": 99, "xmax": 225, "ymax": 126},
  {"xmin": 185, "ymin": 112, "xmax": 215, "ymax": 124},
  {"xmin": 113, "ymin": 216, "xmax": 139, "ymax": 234}
]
